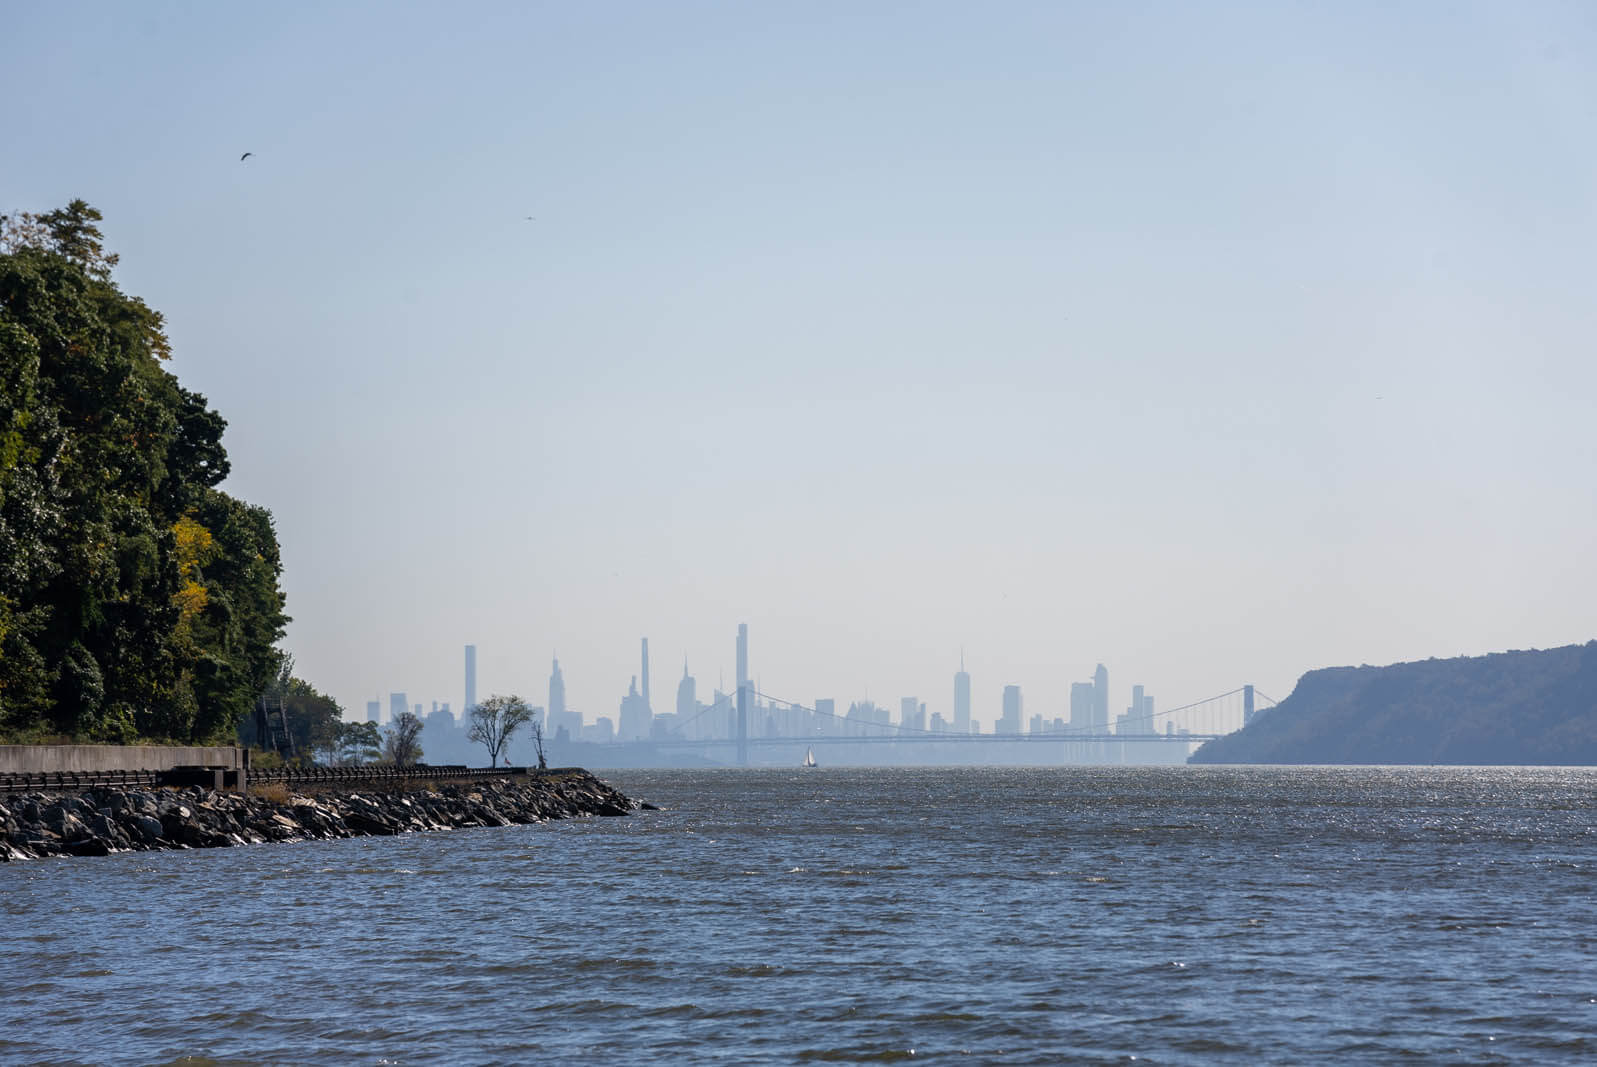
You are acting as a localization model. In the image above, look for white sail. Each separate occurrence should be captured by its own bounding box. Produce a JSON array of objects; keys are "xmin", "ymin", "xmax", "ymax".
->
[{"xmin": 803, "ymin": 746, "xmax": 817, "ymax": 768}]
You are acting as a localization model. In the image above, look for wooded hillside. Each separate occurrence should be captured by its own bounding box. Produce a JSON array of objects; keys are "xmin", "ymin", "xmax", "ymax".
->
[{"xmin": 1190, "ymin": 642, "xmax": 1597, "ymax": 765}]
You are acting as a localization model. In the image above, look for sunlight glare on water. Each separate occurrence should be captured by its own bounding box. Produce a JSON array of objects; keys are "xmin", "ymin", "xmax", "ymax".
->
[{"xmin": 4, "ymin": 765, "xmax": 1597, "ymax": 1064}]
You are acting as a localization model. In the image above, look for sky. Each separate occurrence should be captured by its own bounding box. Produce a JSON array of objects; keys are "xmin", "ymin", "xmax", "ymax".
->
[{"xmin": 6, "ymin": 1, "xmax": 1596, "ymax": 731}]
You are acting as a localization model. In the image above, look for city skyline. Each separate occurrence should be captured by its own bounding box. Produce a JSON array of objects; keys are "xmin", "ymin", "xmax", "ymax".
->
[{"xmin": 352, "ymin": 629, "xmax": 1190, "ymax": 741}]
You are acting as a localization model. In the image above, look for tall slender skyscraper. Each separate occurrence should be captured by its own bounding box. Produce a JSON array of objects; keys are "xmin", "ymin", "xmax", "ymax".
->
[
  {"xmin": 954, "ymin": 652, "xmax": 971, "ymax": 734},
  {"xmin": 1093, "ymin": 663, "xmax": 1109, "ymax": 730},
  {"xmin": 736, "ymin": 623, "xmax": 749, "ymax": 698},
  {"xmin": 549, "ymin": 658, "xmax": 566, "ymax": 721},
  {"xmin": 640, "ymin": 637, "xmax": 652, "ymax": 715},
  {"xmin": 735, "ymin": 623, "xmax": 750, "ymax": 766},
  {"xmin": 464, "ymin": 644, "xmax": 477, "ymax": 717},
  {"xmin": 676, "ymin": 659, "xmax": 696, "ymax": 733}
]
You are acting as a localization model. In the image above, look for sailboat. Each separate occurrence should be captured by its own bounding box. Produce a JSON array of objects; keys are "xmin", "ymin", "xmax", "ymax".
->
[{"xmin": 803, "ymin": 746, "xmax": 817, "ymax": 768}]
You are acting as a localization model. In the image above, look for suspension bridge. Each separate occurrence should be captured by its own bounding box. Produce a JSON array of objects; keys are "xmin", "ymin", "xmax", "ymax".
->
[{"xmin": 648, "ymin": 684, "xmax": 1278, "ymax": 764}]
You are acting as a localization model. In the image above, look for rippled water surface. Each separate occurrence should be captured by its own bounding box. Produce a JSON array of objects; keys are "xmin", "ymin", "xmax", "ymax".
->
[{"xmin": 5, "ymin": 766, "xmax": 1597, "ymax": 1064}]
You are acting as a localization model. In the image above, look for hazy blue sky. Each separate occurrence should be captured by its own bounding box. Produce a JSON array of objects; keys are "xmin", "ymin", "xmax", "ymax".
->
[{"xmin": 7, "ymin": 1, "xmax": 1595, "ymax": 729}]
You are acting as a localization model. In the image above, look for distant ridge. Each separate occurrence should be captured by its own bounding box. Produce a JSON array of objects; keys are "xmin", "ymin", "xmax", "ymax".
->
[{"xmin": 1190, "ymin": 642, "xmax": 1597, "ymax": 765}]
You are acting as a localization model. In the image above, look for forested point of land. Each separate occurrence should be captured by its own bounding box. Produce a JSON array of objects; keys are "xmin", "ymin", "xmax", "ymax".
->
[
  {"xmin": 0, "ymin": 201, "xmax": 299, "ymax": 745},
  {"xmin": 1190, "ymin": 641, "xmax": 1597, "ymax": 765}
]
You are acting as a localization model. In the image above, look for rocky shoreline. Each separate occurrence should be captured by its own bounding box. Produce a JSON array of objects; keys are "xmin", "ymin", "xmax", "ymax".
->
[{"xmin": 0, "ymin": 771, "xmax": 642, "ymax": 861}]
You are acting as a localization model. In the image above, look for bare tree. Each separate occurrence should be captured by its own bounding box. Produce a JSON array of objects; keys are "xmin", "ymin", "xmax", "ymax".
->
[
  {"xmin": 382, "ymin": 711, "xmax": 424, "ymax": 768},
  {"xmin": 468, "ymin": 694, "xmax": 534, "ymax": 768},
  {"xmin": 530, "ymin": 717, "xmax": 548, "ymax": 770}
]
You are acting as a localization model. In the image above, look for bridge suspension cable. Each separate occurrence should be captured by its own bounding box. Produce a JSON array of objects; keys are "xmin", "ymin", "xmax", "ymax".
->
[{"xmin": 754, "ymin": 687, "xmax": 1250, "ymax": 740}]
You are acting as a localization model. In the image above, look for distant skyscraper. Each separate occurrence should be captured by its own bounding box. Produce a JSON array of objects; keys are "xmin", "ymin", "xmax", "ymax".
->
[
  {"xmin": 736, "ymin": 623, "xmax": 749, "ymax": 697},
  {"xmin": 1000, "ymin": 685, "xmax": 1022, "ymax": 735},
  {"xmin": 1070, "ymin": 682, "xmax": 1094, "ymax": 732},
  {"xmin": 676, "ymin": 660, "xmax": 696, "ymax": 722},
  {"xmin": 899, "ymin": 697, "xmax": 925, "ymax": 732},
  {"xmin": 618, "ymin": 676, "xmax": 651, "ymax": 741},
  {"xmin": 735, "ymin": 623, "xmax": 750, "ymax": 753},
  {"xmin": 549, "ymin": 658, "xmax": 566, "ymax": 722},
  {"xmin": 389, "ymin": 692, "xmax": 407, "ymax": 723},
  {"xmin": 1093, "ymin": 664, "xmax": 1109, "ymax": 730},
  {"xmin": 366, "ymin": 699, "xmax": 380, "ymax": 724},
  {"xmin": 954, "ymin": 654, "xmax": 971, "ymax": 734},
  {"xmin": 464, "ymin": 644, "xmax": 477, "ymax": 717},
  {"xmin": 640, "ymin": 637, "xmax": 652, "ymax": 716},
  {"xmin": 1120, "ymin": 685, "xmax": 1155, "ymax": 735},
  {"xmin": 546, "ymin": 655, "xmax": 580, "ymax": 741}
]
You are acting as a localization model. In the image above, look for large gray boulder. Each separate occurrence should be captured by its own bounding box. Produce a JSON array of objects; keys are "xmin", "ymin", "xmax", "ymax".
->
[
  {"xmin": 126, "ymin": 813, "xmax": 165, "ymax": 845},
  {"xmin": 43, "ymin": 804, "xmax": 90, "ymax": 842}
]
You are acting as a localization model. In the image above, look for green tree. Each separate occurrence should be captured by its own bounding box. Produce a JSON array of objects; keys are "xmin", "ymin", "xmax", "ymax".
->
[
  {"xmin": 467, "ymin": 694, "xmax": 534, "ymax": 767},
  {"xmin": 336, "ymin": 720, "xmax": 382, "ymax": 765},
  {"xmin": 238, "ymin": 657, "xmax": 344, "ymax": 764},
  {"xmin": 311, "ymin": 718, "xmax": 381, "ymax": 767},
  {"xmin": 37, "ymin": 200, "xmax": 120, "ymax": 280},
  {"xmin": 0, "ymin": 202, "xmax": 286, "ymax": 742}
]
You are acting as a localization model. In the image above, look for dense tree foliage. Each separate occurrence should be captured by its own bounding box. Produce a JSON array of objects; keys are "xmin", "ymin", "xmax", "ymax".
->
[
  {"xmin": 0, "ymin": 202, "xmax": 287, "ymax": 743},
  {"xmin": 1190, "ymin": 642, "xmax": 1597, "ymax": 765}
]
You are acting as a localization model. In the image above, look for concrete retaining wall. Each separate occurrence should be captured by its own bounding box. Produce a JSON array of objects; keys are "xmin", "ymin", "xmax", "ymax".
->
[{"xmin": 0, "ymin": 745, "xmax": 244, "ymax": 775}]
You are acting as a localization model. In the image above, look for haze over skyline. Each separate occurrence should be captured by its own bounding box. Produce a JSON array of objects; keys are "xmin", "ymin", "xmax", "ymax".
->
[{"xmin": 7, "ymin": 2, "xmax": 1595, "ymax": 728}]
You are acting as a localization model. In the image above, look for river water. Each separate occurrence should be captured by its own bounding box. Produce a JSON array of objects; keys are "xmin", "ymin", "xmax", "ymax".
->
[{"xmin": 4, "ymin": 765, "xmax": 1597, "ymax": 1064}]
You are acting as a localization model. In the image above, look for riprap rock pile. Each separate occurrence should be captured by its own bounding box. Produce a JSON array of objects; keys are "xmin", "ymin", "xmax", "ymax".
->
[{"xmin": 0, "ymin": 772, "xmax": 637, "ymax": 861}]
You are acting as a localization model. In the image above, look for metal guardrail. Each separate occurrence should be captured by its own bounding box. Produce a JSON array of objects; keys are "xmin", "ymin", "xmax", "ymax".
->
[
  {"xmin": 0, "ymin": 764, "xmax": 584, "ymax": 795},
  {"xmin": 0, "ymin": 769, "xmax": 164, "ymax": 795},
  {"xmin": 248, "ymin": 765, "xmax": 582, "ymax": 786}
]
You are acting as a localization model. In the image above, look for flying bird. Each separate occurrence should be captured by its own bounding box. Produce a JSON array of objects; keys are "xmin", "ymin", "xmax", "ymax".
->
[{"xmin": 240, "ymin": 152, "xmax": 253, "ymax": 161}]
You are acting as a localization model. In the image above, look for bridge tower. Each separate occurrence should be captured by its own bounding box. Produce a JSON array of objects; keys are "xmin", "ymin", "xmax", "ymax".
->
[
  {"xmin": 1243, "ymin": 684, "xmax": 1256, "ymax": 726},
  {"xmin": 737, "ymin": 683, "xmax": 749, "ymax": 766}
]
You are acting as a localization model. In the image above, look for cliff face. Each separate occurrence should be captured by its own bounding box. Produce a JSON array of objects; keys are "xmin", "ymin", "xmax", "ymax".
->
[{"xmin": 1190, "ymin": 642, "xmax": 1597, "ymax": 765}]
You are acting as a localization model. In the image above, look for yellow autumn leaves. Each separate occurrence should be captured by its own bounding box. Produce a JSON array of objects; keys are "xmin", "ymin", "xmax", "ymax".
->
[{"xmin": 172, "ymin": 514, "xmax": 218, "ymax": 631}]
